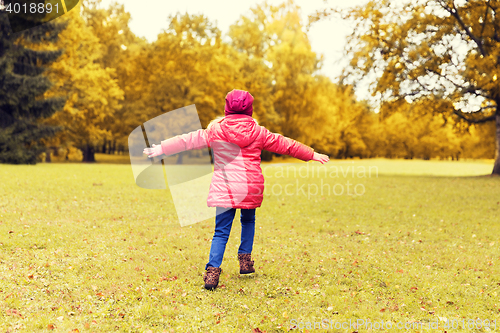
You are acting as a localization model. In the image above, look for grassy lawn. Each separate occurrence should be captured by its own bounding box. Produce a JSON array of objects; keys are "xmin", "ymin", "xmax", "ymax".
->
[{"xmin": 0, "ymin": 159, "xmax": 499, "ymax": 332}]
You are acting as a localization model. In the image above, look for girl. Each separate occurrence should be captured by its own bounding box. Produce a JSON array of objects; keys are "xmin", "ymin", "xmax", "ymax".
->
[{"xmin": 144, "ymin": 89, "xmax": 329, "ymax": 290}]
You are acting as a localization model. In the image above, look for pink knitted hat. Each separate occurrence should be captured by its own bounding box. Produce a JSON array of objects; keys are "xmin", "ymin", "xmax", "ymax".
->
[{"xmin": 224, "ymin": 89, "xmax": 254, "ymax": 117}]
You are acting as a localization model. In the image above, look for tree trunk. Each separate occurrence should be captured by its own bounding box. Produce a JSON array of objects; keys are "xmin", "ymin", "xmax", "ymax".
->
[
  {"xmin": 82, "ymin": 144, "xmax": 96, "ymax": 162},
  {"xmin": 209, "ymin": 148, "xmax": 214, "ymax": 164},
  {"xmin": 45, "ymin": 147, "xmax": 51, "ymax": 163},
  {"xmin": 112, "ymin": 140, "xmax": 116, "ymax": 155},
  {"xmin": 102, "ymin": 140, "xmax": 107, "ymax": 154},
  {"xmin": 493, "ymin": 111, "xmax": 500, "ymax": 175},
  {"xmin": 260, "ymin": 150, "xmax": 273, "ymax": 161}
]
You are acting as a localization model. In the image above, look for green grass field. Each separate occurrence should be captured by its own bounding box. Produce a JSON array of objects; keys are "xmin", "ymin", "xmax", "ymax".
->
[{"xmin": 1, "ymin": 159, "xmax": 499, "ymax": 332}]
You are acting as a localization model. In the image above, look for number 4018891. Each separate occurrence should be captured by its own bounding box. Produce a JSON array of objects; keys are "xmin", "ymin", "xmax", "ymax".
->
[{"xmin": 4, "ymin": 2, "xmax": 59, "ymax": 14}]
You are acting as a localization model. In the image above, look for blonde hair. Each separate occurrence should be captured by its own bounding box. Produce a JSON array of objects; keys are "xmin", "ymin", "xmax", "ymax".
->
[{"xmin": 207, "ymin": 116, "xmax": 225, "ymax": 129}]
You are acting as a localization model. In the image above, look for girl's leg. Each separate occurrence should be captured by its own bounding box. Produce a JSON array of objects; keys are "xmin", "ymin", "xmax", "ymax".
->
[
  {"xmin": 238, "ymin": 208, "xmax": 256, "ymax": 254},
  {"xmin": 205, "ymin": 207, "xmax": 236, "ymax": 270}
]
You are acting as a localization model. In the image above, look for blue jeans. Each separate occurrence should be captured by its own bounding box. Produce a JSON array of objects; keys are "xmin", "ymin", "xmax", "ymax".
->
[{"xmin": 205, "ymin": 207, "xmax": 256, "ymax": 269}]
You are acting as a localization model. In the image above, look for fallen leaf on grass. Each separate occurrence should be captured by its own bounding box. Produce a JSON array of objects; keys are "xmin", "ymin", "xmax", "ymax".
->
[
  {"xmin": 6, "ymin": 309, "xmax": 23, "ymax": 318},
  {"xmin": 47, "ymin": 324, "xmax": 55, "ymax": 330}
]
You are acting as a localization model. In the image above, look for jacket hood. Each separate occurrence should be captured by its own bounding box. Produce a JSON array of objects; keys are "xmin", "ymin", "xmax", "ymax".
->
[{"xmin": 219, "ymin": 115, "xmax": 260, "ymax": 148}]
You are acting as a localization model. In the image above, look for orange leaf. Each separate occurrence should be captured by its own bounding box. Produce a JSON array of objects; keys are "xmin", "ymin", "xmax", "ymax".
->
[{"xmin": 6, "ymin": 309, "xmax": 22, "ymax": 318}]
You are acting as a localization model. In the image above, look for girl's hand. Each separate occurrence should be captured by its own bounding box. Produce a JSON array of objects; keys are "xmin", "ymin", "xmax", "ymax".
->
[
  {"xmin": 312, "ymin": 152, "xmax": 329, "ymax": 164},
  {"xmin": 143, "ymin": 144, "xmax": 163, "ymax": 158}
]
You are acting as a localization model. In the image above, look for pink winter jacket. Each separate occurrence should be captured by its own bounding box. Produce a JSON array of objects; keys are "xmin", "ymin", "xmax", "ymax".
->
[{"xmin": 160, "ymin": 114, "xmax": 314, "ymax": 209}]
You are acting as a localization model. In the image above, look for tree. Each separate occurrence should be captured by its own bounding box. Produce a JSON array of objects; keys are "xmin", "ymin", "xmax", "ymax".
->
[
  {"xmin": 229, "ymin": 1, "xmax": 377, "ymax": 159},
  {"xmin": 314, "ymin": 0, "xmax": 500, "ymax": 173},
  {"xmin": 377, "ymin": 101, "xmax": 462, "ymax": 159},
  {"xmin": 229, "ymin": 1, "xmax": 323, "ymax": 143},
  {"xmin": 460, "ymin": 121, "xmax": 496, "ymax": 159},
  {"xmin": 81, "ymin": 0, "xmax": 145, "ymax": 153},
  {"xmin": 306, "ymin": 81, "xmax": 374, "ymax": 159},
  {"xmin": 0, "ymin": 7, "xmax": 66, "ymax": 164},
  {"xmin": 42, "ymin": 3, "xmax": 124, "ymax": 162},
  {"xmin": 133, "ymin": 12, "xmax": 253, "ymax": 133}
]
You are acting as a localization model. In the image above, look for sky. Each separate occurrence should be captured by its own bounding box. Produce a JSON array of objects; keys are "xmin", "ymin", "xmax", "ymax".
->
[{"xmin": 98, "ymin": 0, "xmax": 369, "ymax": 81}]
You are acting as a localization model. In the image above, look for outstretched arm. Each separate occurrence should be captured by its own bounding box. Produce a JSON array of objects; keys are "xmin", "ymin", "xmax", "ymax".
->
[
  {"xmin": 143, "ymin": 129, "xmax": 208, "ymax": 158},
  {"xmin": 262, "ymin": 128, "xmax": 329, "ymax": 163}
]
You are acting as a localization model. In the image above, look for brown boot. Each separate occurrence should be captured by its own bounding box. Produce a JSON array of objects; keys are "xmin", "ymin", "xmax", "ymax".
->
[
  {"xmin": 238, "ymin": 253, "xmax": 255, "ymax": 274},
  {"xmin": 203, "ymin": 266, "xmax": 222, "ymax": 290}
]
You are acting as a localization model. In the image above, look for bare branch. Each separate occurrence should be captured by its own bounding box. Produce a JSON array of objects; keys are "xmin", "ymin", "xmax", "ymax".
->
[
  {"xmin": 415, "ymin": 76, "xmax": 433, "ymax": 93},
  {"xmin": 480, "ymin": 0, "xmax": 490, "ymax": 38},
  {"xmin": 486, "ymin": 1, "xmax": 500, "ymax": 44},
  {"xmin": 439, "ymin": 0, "xmax": 487, "ymax": 56},
  {"xmin": 423, "ymin": 67, "xmax": 490, "ymax": 99},
  {"xmin": 401, "ymin": 90, "xmax": 425, "ymax": 98},
  {"xmin": 453, "ymin": 109, "xmax": 496, "ymax": 123},
  {"xmin": 487, "ymin": 0, "xmax": 498, "ymax": 16}
]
